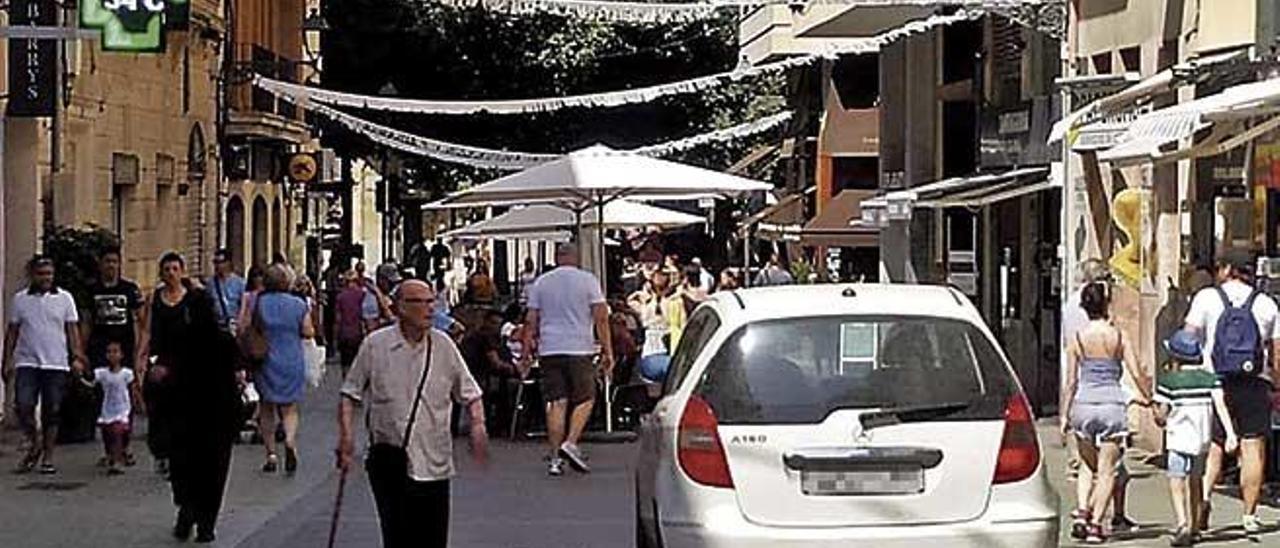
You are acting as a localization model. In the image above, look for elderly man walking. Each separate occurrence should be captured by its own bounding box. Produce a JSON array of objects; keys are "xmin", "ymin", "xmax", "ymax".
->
[
  {"xmin": 522, "ymin": 243, "xmax": 613, "ymax": 476},
  {"xmin": 337, "ymin": 280, "xmax": 489, "ymax": 548}
]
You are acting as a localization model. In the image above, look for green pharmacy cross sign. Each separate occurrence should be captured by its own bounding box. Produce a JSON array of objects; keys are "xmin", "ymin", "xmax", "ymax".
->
[{"xmin": 80, "ymin": 0, "xmax": 189, "ymax": 53}]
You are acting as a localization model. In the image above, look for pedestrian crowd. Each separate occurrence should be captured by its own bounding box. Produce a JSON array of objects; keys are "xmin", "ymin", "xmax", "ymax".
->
[
  {"xmin": 0, "ymin": 236, "xmax": 792, "ymax": 547},
  {"xmin": 1062, "ymin": 250, "xmax": 1280, "ymax": 546}
]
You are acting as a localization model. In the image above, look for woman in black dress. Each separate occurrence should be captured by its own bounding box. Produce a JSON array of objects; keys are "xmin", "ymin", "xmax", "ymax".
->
[{"xmin": 137, "ymin": 252, "xmax": 240, "ymax": 543}]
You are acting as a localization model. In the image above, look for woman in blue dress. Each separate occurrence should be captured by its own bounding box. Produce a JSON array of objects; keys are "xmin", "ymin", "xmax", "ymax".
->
[{"xmin": 252, "ymin": 264, "xmax": 315, "ymax": 474}]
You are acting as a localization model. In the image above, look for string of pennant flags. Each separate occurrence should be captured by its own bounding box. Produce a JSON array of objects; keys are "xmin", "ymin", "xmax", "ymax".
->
[
  {"xmin": 291, "ymin": 97, "xmax": 793, "ymax": 170},
  {"xmin": 424, "ymin": 0, "xmax": 1049, "ymax": 25},
  {"xmin": 254, "ymin": 9, "xmax": 979, "ymax": 116}
]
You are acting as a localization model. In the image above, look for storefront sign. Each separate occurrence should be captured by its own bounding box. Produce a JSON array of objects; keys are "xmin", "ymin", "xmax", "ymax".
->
[
  {"xmin": 79, "ymin": 0, "xmax": 188, "ymax": 52},
  {"xmin": 980, "ymin": 97, "xmax": 1054, "ymax": 168},
  {"xmin": 7, "ymin": 0, "xmax": 58, "ymax": 117}
]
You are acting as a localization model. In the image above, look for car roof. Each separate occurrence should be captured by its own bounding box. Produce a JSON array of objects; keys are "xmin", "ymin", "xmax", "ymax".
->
[{"xmin": 707, "ymin": 284, "xmax": 982, "ymax": 326}]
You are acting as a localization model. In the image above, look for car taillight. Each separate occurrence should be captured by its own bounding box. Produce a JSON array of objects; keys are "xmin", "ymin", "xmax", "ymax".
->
[
  {"xmin": 678, "ymin": 395, "xmax": 734, "ymax": 488},
  {"xmin": 993, "ymin": 393, "xmax": 1040, "ymax": 484}
]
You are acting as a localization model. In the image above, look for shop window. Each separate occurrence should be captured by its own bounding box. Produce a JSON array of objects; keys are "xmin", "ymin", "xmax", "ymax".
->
[
  {"xmin": 943, "ymin": 20, "xmax": 982, "ymax": 83},
  {"xmin": 832, "ymin": 55, "xmax": 879, "ymax": 109},
  {"xmin": 1091, "ymin": 52, "xmax": 1113, "ymax": 75},
  {"xmin": 942, "ymin": 101, "xmax": 977, "ymax": 178},
  {"xmin": 833, "ymin": 157, "xmax": 879, "ymax": 192},
  {"xmin": 1119, "ymin": 46, "xmax": 1141, "ymax": 74}
]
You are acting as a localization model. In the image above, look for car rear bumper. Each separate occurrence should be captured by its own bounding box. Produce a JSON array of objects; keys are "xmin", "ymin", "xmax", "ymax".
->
[{"xmin": 659, "ymin": 515, "xmax": 1058, "ymax": 548}]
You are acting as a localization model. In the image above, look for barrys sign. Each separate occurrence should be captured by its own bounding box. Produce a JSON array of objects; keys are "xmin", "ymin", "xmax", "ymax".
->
[{"xmin": 80, "ymin": 0, "xmax": 189, "ymax": 53}]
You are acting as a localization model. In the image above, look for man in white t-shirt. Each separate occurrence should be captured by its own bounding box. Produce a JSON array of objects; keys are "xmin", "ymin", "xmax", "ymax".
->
[
  {"xmin": 522, "ymin": 243, "xmax": 613, "ymax": 476},
  {"xmin": 1183, "ymin": 249, "xmax": 1280, "ymax": 534},
  {"xmin": 3, "ymin": 256, "xmax": 87, "ymax": 475}
]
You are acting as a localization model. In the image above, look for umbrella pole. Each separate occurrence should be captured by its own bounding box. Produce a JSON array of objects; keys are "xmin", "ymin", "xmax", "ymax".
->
[
  {"xmin": 743, "ymin": 229, "xmax": 751, "ymax": 288},
  {"xmin": 597, "ymin": 197, "xmax": 607, "ymax": 294}
]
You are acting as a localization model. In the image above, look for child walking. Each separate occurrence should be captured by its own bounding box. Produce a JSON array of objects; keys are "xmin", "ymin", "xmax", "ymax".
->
[
  {"xmin": 90, "ymin": 341, "xmax": 140, "ymax": 475},
  {"xmin": 1157, "ymin": 331, "xmax": 1238, "ymax": 546}
]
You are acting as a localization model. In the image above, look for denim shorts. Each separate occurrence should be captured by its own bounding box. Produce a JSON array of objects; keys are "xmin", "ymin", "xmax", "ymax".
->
[{"xmin": 1167, "ymin": 451, "xmax": 1205, "ymax": 479}]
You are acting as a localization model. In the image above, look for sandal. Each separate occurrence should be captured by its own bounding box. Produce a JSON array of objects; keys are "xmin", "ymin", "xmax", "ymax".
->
[
  {"xmin": 1085, "ymin": 523, "xmax": 1107, "ymax": 544},
  {"xmin": 38, "ymin": 462, "xmax": 57, "ymax": 475},
  {"xmin": 262, "ymin": 453, "xmax": 279, "ymax": 473},
  {"xmin": 1070, "ymin": 509, "xmax": 1091, "ymax": 540}
]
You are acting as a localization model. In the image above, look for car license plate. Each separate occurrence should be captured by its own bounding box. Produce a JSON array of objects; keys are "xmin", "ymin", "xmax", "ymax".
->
[{"xmin": 800, "ymin": 468, "xmax": 924, "ymax": 496}]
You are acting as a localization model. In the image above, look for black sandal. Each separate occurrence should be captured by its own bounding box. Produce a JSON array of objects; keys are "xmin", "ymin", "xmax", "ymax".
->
[
  {"xmin": 37, "ymin": 462, "xmax": 57, "ymax": 475},
  {"xmin": 284, "ymin": 447, "xmax": 298, "ymax": 474}
]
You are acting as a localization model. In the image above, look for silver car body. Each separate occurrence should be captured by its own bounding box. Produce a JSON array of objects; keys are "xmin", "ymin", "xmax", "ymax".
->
[{"xmin": 635, "ymin": 284, "xmax": 1059, "ymax": 548}]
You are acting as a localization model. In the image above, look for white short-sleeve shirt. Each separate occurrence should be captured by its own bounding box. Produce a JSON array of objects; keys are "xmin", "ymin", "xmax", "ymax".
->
[
  {"xmin": 341, "ymin": 326, "xmax": 482, "ymax": 482},
  {"xmin": 1185, "ymin": 280, "xmax": 1280, "ymax": 380},
  {"xmin": 527, "ymin": 266, "xmax": 605, "ymax": 357},
  {"xmin": 8, "ymin": 289, "xmax": 79, "ymax": 371}
]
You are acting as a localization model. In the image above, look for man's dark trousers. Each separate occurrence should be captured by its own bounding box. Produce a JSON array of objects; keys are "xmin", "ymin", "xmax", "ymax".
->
[{"xmin": 366, "ymin": 452, "xmax": 450, "ymax": 547}]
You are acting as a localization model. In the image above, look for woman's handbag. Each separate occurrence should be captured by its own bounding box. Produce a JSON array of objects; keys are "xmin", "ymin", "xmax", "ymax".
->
[
  {"xmin": 366, "ymin": 336, "xmax": 433, "ymax": 477},
  {"xmin": 237, "ymin": 297, "xmax": 268, "ymax": 370}
]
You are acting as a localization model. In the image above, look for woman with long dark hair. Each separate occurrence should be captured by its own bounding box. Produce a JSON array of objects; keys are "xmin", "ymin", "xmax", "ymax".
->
[{"xmin": 136, "ymin": 252, "xmax": 240, "ymax": 543}]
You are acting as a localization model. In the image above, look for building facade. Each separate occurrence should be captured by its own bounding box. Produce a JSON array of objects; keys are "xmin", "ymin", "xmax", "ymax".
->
[{"xmin": 3, "ymin": 0, "xmax": 224, "ymax": 294}]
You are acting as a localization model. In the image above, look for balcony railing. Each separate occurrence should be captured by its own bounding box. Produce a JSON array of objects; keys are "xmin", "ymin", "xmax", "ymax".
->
[{"xmin": 233, "ymin": 43, "xmax": 301, "ymax": 121}]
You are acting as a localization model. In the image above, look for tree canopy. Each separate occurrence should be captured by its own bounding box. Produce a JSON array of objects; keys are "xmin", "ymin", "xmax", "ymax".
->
[{"xmin": 320, "ymin": 0, "xmax": 788, "ymax": 195}]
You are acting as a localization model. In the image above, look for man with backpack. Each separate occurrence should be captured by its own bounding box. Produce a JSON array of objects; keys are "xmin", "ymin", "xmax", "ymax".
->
[{"xmin": 1183, "ymin": 249, "xmax": 1279, "ymax": 535}]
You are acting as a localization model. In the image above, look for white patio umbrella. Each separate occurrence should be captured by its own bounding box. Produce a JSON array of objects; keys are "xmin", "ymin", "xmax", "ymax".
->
[
  {"xmin": 437, "ymin": 145, "xmax": 772, "ymax": 208},
  {"xmin": 435, "ymin": 145, "xmax": 770, "ymax": 286},
  {"xmin": 446, "ymin": 201, "xmax": 702, "ymax": 239}
]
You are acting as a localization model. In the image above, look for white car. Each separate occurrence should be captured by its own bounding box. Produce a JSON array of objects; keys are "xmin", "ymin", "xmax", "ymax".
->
[{"xmin": 635, "ymin": 284, "xmax": 1059, "ymax": 548}]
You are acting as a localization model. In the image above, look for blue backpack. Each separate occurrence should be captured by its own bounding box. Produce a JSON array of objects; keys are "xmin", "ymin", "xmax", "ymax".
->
[{"xmin": 1211, "ymin": 287, "xmax": 1265, "ymax": 377}]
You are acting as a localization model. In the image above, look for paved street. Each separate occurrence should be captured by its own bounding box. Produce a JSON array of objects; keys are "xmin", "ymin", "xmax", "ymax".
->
[{"xmin": 3, "ymin": 364, "xmax": 1280, "ymax": 548}]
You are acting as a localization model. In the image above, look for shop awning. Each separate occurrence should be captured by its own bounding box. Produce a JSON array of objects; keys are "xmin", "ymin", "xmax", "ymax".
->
[
  {"xmin": 1049, "ymin": 48, "xmax": 1251, "ymax": 147},
  {"xmin": 1097, "ymin": 77, "xmax": 1280, "ymax": 166},
  {"xmin": 861, "ymin": 167, "xmax": 1049, "ymax": 225},
  {"xmin": 800, "ymin": 189, "xmax": 878, "ymax": 248}
]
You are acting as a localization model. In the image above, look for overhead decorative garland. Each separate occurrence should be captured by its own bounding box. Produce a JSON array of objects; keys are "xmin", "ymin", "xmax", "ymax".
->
[
  {"xmin": 424, "ymin": 0, "xmax": 1051, "ymax": 26},
  {"xmin": 294, "ymin": 98, "xmax": 794, "ymax": 169},
  {"xmin": 254, "ymin": 10, "xmax": 978, "ymax": 115}
]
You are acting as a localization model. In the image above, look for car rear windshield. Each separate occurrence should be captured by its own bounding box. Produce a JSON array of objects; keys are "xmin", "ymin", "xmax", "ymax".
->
[{"xmin": 695, "ymin": 316, "xmax": 1017, "ymax": 425}]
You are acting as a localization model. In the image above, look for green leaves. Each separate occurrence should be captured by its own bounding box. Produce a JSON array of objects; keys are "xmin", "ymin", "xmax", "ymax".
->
[{"xmin": 323, "ymin": 1, "xmax": 784, "ymax": 194}]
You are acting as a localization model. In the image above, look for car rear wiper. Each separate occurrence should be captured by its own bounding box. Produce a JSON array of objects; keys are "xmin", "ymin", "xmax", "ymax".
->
[{"xmin": 858, "ymin": 401, "xmax": 973, "ymax": 432}]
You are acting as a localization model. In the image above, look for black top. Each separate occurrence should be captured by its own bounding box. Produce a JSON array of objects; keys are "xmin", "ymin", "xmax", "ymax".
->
[
  {"xmin": 88, "ymin": 278, "xmax": 143, "ymax": 347},
  {"xmin": 149, "ymin": 282, "xmax": 239, "ymax": 436}
]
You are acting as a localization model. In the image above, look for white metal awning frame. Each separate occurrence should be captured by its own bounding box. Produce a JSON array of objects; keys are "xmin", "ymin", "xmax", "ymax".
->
[
  {"xmin": 860, "ymin": 166, "xmax": 1050, "ymax": 226},
  {"xmin": 1094, "ymin": 76, "xmax": 1280, "ymax": 166}
]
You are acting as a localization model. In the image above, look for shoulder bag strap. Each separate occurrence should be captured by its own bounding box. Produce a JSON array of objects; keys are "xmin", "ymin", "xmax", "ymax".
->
[
  {"xmin": 1215, "ymin": 285, "xmax": 1235, "ymax": 309},
  {"xmin": 213, "ymin": 276, "xmax": 230, "ymax": 322},
  {"xmin": 402, "ymin": 335, "xmax": 434, "ymax": 446}
]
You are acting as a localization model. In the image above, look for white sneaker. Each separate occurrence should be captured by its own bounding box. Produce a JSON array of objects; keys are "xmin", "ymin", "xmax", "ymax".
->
[
  {"xmin": 559, "ymin": 442, "xmax": 590, "ymax": 473},
  {"xmin": 548, "ymin": 457, "xmax": 565, "ymax": 477},
  {"xmin": 1242, "ymin": 514, "xmax": 1262, "ymax": 535}
]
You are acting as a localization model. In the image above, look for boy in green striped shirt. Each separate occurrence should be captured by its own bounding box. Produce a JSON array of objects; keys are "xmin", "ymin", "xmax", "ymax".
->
[{"xmin": 1157, "ymin": 331, "xmax": 1238, "ymax": 546}]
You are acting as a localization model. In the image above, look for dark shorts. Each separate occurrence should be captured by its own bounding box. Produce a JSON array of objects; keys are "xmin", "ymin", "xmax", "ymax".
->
[
  {"xmin": 540, "ymin": 355, "xmax": 596, "ymax": 405},
  {"xmin": 1213, "ymin": 375, "xmax": 1273, "ymax": 442},
  {"xmin": 14, "ymin": 368, "xmax": 69, "ymax": 428}
]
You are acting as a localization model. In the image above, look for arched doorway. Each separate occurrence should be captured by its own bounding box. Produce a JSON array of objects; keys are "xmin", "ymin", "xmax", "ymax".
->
[
  {"xmin": 252, "ymin": 196, "xmax": 268, "ymax": 267},
  {"xmin": 225, "ymin": 196, "xmax": 246, "ymax": 271},
  {"xmin": 272, "ymin": 197, "xmax": 283, "ymax": 262}
]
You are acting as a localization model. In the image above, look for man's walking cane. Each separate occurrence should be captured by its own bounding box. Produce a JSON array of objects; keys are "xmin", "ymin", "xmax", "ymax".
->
[{"xmin": 327, "ymin": 468, "xmax": 348, "ymax": 548}]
